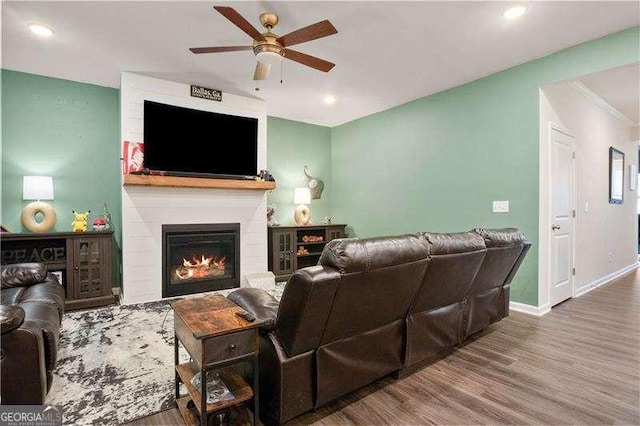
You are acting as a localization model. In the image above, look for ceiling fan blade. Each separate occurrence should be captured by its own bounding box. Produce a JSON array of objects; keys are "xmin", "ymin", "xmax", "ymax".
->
[
  {"xmin": 277, "ymin": 20, "xmax": 337, "ymax": 47},
  {"xmin": 253, "ymin": 62, "xmax": 271, "ymax": 80},
  {"xmin": 213, "ymin": 6, "xmax": 266, "ymax": 42},
  {"xmin": 189, "ymin": 46, "xmax": 253, "ymax": 54},
  {"xmin": 284, "ymin": 49, "xmax": 335, "ymax": 72}
]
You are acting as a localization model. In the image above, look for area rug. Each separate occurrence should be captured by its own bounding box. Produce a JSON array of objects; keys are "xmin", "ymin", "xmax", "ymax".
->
[
  {"xmin": 46, "ymin": 300, "xmax": 189, "ymax": 425},
  {"xmin": 46, "ymin": 284, "xmax": 285, "ymax": 425}
]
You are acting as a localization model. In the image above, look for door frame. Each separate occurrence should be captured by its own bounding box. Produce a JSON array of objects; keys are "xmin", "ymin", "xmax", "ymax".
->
[{"xmin": 538, "ymin": 121, "xmax": 577, "ymax": 311}]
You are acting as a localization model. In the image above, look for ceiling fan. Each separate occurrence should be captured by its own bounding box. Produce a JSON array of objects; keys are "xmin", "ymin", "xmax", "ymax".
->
[{"xmin": 190, "ymin": 6, "xmax": 338, "ymax": 80}]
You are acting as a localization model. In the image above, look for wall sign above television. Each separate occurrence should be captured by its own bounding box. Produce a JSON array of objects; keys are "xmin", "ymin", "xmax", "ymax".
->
[{"xmin": 190, "ymin": 85, "xmax": 222, "ymax": 102}]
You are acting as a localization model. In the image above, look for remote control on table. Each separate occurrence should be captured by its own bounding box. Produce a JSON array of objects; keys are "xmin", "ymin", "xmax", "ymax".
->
[{"xmin": 235, "ymin": 310, "xmax": 256, "ymax": 322}]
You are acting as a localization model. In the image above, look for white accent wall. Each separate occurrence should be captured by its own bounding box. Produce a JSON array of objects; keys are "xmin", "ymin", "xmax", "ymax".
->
[
  {"xmin": 539, "ymin": 83, "xmax": 638, "ymax": 305},
  {"xmin": 120, "ymin": 72, "xmax": 268, "ymax": 304}
]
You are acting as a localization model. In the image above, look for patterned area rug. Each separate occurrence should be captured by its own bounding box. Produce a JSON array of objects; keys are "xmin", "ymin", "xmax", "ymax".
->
[
  {"xmin": 46, "ymin": 285, "xmax": 284, "ymax": 425},
  {"xmin": 46, "ymin": 300, "xmax": 187, "ymax": 425}
]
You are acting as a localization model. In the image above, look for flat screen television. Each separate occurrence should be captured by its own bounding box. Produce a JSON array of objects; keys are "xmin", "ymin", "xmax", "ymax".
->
[{"xmin": 143, "ymin": 100, "xmax": 258, "ymax": 179}]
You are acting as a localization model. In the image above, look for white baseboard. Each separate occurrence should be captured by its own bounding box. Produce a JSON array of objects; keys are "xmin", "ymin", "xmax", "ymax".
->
[
  {"xmin": 509, "ymin": 301, "xmax": 551, "ymax": 317},
  {"xmin": 510, "ymin": 261, "xmax": 639, "ymax": 317},
  {"xmin": 574, "ymin": 261, "xmax": 639, "ymax": 298}
]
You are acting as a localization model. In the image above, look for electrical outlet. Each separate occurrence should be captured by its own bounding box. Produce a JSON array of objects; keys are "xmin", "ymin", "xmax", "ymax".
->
[{"xmin": 493, "ymin": 201, "xmax": 509, "ymax": 213}]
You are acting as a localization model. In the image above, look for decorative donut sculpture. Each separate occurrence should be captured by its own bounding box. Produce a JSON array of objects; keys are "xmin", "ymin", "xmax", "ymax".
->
[
  {"xmin": 21, "ymin": 201, "xmax": 56, "ymax": 233},
  {"xmin": 294, "ymin": 204, "xmax": 311, "ymax": 226}
]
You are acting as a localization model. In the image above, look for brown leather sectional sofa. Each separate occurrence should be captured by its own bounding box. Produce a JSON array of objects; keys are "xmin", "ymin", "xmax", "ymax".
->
[
  {"xmin": 1, "ymin": 263, "xmax": 66, "ymax": 404},
  {"xmin": 229, "ymin": 228, "xmax": 531, "ymax": 424}
]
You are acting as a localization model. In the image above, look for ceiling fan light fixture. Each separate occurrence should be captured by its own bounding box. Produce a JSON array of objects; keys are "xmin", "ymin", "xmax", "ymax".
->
[
  {"xmin": 503, "ymin": 3, "xmax": 529, "ymax": 19},
  {"xmin": 256, "ymin": 50, "xmax": 282, "ymax": 65}
]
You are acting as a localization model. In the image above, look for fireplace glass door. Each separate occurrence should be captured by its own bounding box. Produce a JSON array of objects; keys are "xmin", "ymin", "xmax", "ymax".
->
[{"xmin": 163, "ymin": 224, "xmax": 240, "ymax": 298}]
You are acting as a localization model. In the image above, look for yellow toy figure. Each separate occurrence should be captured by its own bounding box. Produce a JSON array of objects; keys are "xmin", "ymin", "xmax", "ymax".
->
[{"xmin": 71, "ymin": 210, "xmax": 91, "ymax": 232}]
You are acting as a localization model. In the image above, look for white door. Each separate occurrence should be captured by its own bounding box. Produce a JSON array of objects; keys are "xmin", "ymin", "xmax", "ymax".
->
[{"xmin": 550, "ymin": 127, "xmax": 575, "ymax": 307}]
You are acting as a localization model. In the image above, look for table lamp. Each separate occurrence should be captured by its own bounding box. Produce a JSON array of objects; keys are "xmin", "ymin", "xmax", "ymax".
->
[
  {"xmin": 294, "ymin": 187, "xmax": 311, "ymax": 225},
  {"xmin": 21, "ymin": 176, "xmax": 56, "ymax": 233}
]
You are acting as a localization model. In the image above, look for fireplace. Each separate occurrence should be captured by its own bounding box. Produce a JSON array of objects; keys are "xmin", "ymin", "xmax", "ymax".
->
[{"xmin": 162, "ymin": 223, "xmax": 240, "ymax": 298}]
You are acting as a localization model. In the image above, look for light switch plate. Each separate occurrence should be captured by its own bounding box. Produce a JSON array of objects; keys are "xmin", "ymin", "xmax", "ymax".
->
[{"xmin": 493, "ymin": 200, "xmax": 509, "ymax": 213}]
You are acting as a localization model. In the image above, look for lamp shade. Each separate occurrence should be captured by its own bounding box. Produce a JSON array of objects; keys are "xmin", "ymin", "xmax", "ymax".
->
[
  {"xmin": 294, "ymin": 187, "xmax": 311, "ymax": 205},
  {"xmin": 23, "ymin": 176, "xmax": 54, "ymax": 200}
]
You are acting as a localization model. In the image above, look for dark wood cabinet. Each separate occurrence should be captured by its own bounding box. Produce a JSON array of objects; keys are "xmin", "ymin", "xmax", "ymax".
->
[
  {"xmin": 1, "ymin": 231, "xmax": 116, "ymax": 310},
  {"xmin": 268, "ymin": 224, "xmax": 347, "ymax": 281}
]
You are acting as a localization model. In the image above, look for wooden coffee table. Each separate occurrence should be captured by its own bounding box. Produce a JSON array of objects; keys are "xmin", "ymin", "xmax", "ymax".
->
[{"xmin": 170, "ymin": 295, "xmax": 260, "ymax": 426}]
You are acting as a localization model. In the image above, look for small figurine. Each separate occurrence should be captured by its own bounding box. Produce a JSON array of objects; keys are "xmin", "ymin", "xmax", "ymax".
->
[
  {"xmin": 267, "ymin": 205, "xmax": 279, "ymax": 226},
  {"xmin": 102, "ymin": 202, "xmax": 112, "ymax": 230},
  {"xmin": 304, "ymin": 166, "xmax": 325, "ymax": 200},
  {"xmin": 258, "ymin": 169, "xmax": 275, "ymax": 182},
  {"xmin": 92, "ymin": 218, "xmax": 107, "ymax": 231},
  {"xmin": 71, "ymin": 210, "xmax": 91, "ymax": 232}
]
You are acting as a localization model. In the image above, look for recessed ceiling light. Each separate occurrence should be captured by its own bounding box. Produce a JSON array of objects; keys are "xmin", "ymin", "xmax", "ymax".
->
[
  {"xmin": 324, "ymin": 95, "xmax": 337, "ymax": 105},
  {"xmin": 28, "ymin": 23, "xmax": 54, "ymax": 37},
  {"xmin": 503, "ymin": 3, "xmax": 528, "ymax": 20}
]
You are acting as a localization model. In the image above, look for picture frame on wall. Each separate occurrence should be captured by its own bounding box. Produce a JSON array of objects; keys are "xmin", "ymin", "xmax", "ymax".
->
[{"xmin": 608, "ymin": 146, "xmax": 624, "ymax": 204}]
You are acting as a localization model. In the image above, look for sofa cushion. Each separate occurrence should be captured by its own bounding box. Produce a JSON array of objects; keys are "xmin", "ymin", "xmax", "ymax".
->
[
  {"xmin": 320, "ymin": 234, "xmax": 430, "ymax": 274},
  {"xmin": 1, "ymin": 263, "xmax": 49, "ymax": 289},
  {"xmin": 0, "ymin": 305, "xmax": 25, "ymax": 334},
  {"xmin": 474, "ymin": 227, "xmax": 525, "ymax": 248},
  {"xmin": 21, "ymin": 282, "xmax": 66, "ymax": 323},
  {"xmin": 422, "ymin": 231, "xmax": 485, "ymax": 254},
  {"xmin": 409, "ymin": 232, "xmax": 486, "ymax": 314},
  {"xmin": 275, "ymin": 266, "xmax": 341, "ymax": 357},
  {"xmin": 19, "ymin": 302, "xmax": 60, "ymax": 376},
  {"xmin": 318, "ymin": 235, "xmax": 430, "ymax": 345},
  {"xmin": 228, "ymin": 288, "xmax": 279, "ymax": 332},
  {"xmin": 1, "ymin": 287, "xmax": 26, "ymax": 305}
]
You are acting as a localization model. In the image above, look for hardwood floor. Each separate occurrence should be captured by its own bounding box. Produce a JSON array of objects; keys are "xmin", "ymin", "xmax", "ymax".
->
[{"xmin": 129, "ymin": 269, "xmax": 639, "ymax": 425}]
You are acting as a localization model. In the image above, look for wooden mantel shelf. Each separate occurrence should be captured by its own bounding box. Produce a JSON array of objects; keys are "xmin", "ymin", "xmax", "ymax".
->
[{"xmin": 123, "ymin": 174, "xmax": 276, "ymax": 190}]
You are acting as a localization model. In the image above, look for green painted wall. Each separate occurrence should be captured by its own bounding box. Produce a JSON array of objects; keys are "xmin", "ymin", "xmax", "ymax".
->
[
  {"xmin": 330, "ymin": 27, "xmax": 640, "ymax": 305},
  {"xmin": 1, "ymin": 27, "xmax": 637, "ymax": 301},
  {"xmin": 267, "ymin": 117, "xmax": 332, "ymax": 226},
  {"xmin": 1, "ymin": 69, "xmax": 121, "ymax": 285}
]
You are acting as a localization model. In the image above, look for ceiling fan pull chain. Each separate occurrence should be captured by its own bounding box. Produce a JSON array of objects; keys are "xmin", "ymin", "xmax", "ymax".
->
[{"xmin": 280, "ymin": 60, "xmax": 284, "ymax": 84}]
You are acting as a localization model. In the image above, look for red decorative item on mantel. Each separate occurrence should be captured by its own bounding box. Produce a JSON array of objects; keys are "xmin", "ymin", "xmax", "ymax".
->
[
  {"xmin": 122, "ymin": 141, "xmax": 144, "ymax": 174},
  {"xmin": 92, "ymin": 218, "xmax": 107, "ymax": 231}
]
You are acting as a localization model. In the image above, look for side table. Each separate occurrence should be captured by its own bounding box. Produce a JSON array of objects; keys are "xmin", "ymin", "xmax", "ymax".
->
[{"xmin": 171, "ymin": 295, "xmax": 260, "ymax": 425}]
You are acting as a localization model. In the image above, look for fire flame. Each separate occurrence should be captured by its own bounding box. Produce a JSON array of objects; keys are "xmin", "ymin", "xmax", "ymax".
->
[{"xmin": 175, "ymin": 254, "xmax": 226, "ymax": 280}]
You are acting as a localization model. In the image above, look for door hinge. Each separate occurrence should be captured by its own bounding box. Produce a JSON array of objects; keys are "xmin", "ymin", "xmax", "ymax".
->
[
  {"xmin": 572, "ymin": 209, "xmax": 576, "ymax": 218},
  {"xmin": 572, "ymin": 152, "xmax": 576, "ymax": 159},
  {"xmin": 572, "ymin": 267, "xmax": 576, "ymax": 276}
]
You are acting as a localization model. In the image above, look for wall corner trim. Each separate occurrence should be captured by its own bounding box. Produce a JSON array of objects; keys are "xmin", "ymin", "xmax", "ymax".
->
[
  {"xmin": 574, "ymin": 261, "xmax": 639, "ymax": 298},
  {"xmin": 509, "ymin": 301, "xmax": 551, "ymax": 317},
  {"xmin": 568, "ymin": 80, "xmax": 637, "ymax": 127}
]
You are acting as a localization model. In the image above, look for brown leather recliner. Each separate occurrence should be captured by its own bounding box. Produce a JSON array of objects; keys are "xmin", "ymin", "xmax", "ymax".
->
[
  {"xmin": 401, "ymin": 228, "xmax": 532, "ymax": 375},
  {"xmin": 1, "ymin": 263, "xmax": 66, "ymax": 404},
  {"xmin": 463, "ymin": 228, "xmax": 531, "ymax": 338},
  {"xmin": 229, "ymin": 228, "xmax": 530, "ymax": 424}
]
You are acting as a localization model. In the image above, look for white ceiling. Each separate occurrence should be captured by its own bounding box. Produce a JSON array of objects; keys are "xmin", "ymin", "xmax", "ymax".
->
[
  {"xmin": 578, "ymin": 64, "xmax": 640, "ymax": 124},
  {"xmin": 2, "ymin": 1, "xmax": 639, "ymax": 127}
]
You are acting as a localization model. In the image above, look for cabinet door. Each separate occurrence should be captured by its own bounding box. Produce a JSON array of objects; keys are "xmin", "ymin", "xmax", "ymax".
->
[
  {"xmin": 327, "ymin": 226, "xmax": 346, "ymax": 242},
  {"xmin": 73, "ymin": 237, "xmax": 106, "ymax": 300},
  {"xmin": 272, "ymin": 230, "xmax": 296, "ymax": 277}
]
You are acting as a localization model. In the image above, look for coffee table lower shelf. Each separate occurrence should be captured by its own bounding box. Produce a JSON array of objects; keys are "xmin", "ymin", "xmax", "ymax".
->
[
  {"xmin": 175, "ymin": 362, "xmax": 253, "ymax": 425},
  {"xmin": 176, "ymin": 396, "xmax": 251, "ymax": 426}
]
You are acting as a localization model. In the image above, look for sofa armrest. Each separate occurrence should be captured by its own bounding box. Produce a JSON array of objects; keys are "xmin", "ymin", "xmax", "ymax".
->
[
  {"xmin": 0, "ymin": 305, "xmax": 26, "ymax": 334},
  {"xmin": 228, "ymin": 288, "xmax": 279, "ymax": 332},
  {"xmin": 1, "ymin": 263, "xmax": 48, "ymax": 289}
]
